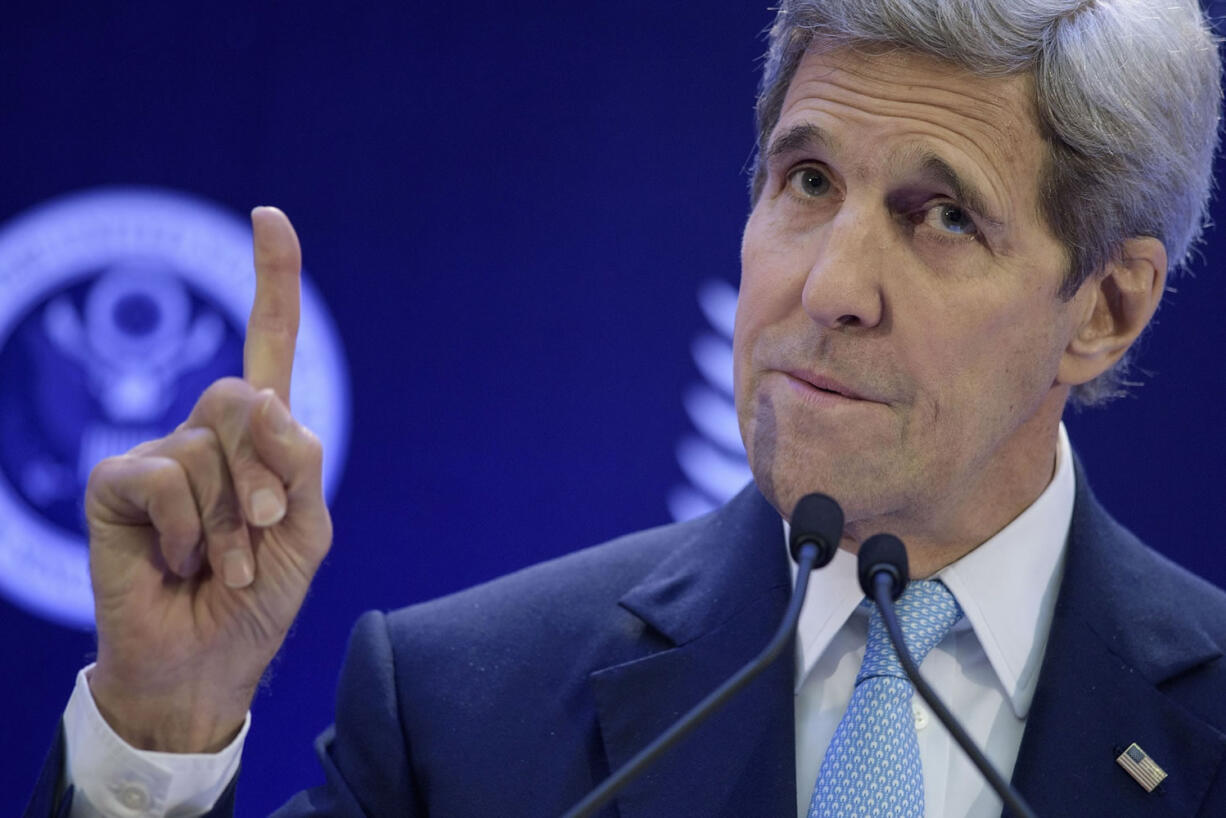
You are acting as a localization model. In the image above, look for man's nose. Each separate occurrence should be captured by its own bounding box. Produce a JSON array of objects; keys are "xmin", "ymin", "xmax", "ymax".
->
[{"xmin": 800, "ymin": 206, "xmax": 885, "ymax": 330}]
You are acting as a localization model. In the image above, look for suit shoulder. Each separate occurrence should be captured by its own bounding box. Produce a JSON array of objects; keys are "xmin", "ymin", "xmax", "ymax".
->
[
  {"xmin": 380, "ymin": 512, "xmax": 708, "ymax": 653},
  {"xmin": 1090, "ymin": 501, "xmax": 1226, "ymax": 641},
  {"xmin": 1073, "ymin": 493, "xmax": 1226, "ymax": 725},
  {"xmin": 341, "ymin": 515, "xmax": 718, "ymax": 765}
]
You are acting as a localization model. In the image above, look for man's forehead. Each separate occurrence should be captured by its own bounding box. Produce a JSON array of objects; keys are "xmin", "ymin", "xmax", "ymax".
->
[
  {"xmin": 777, "ymin": 46, "xmax": 1041, "ymax": 150},
  {"xmin": 770, "ymin": 46, "xmax": 1046, "ymax": 225}
]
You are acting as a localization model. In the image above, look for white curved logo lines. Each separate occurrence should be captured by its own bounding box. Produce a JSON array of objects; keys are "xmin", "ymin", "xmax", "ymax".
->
[
  {"xmin": 0, "ymin": 187, "xmax": 351, "ymax": 629},
  {"xmin": 669, "ymin": 279, "xmax": 751, "ymax": 522}
]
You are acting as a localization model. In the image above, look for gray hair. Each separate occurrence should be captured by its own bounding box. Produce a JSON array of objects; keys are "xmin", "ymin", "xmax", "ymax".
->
[{"xmin": 751, "ymin": 0, "xmax": 1222, "ymax": 405}]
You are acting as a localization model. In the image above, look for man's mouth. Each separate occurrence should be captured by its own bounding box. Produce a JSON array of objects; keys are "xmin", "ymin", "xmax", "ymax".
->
[{"xmin": 783, "ymin": 369, "xmax": 872, "ymax": 403}]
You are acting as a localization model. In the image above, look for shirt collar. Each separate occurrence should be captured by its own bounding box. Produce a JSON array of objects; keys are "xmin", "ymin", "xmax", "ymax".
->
[
  {"xmin": 787, "ymin": 423, "xmax": 1075, "ymax": 719},
  {"xmin": 936, "ymin": 423, "xmax": 1074, "ymax": 717}
]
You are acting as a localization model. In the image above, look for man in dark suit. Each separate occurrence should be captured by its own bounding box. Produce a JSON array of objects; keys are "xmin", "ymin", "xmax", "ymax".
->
[{"xmin": 26, "ymin": 0, "xmax": 1226, "ymax": 816}]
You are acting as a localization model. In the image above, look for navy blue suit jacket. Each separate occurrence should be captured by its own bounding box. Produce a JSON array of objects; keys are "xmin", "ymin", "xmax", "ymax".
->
[{"xmin": 27, "ymin": 469, "xmax": 1226, "ymax": 816}]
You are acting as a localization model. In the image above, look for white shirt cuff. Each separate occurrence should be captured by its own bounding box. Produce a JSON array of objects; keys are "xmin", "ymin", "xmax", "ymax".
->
[{"xmin": 62, "ymin": 664, "xmax": 249, "ymax": 818}]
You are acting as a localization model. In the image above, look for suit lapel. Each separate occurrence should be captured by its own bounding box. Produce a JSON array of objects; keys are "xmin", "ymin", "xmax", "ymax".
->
[
  {"xmin": 1010, "ymin": 465, "xmax": 1226, "ymax": 816},
  {"xmin": 589, "ymin": 485, "xmax": 797, "ymax": 818}
]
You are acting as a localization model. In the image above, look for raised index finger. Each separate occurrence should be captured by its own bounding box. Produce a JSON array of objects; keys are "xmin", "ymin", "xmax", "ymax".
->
[{"xmin": 244, "ymin": 206, "xmax": 302, "ymax": 407}]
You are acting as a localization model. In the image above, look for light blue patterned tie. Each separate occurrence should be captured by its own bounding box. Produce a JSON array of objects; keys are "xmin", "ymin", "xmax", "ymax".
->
[{"xmin": 809, "ymin": 580, "xmax": 963, "ymax": 818}]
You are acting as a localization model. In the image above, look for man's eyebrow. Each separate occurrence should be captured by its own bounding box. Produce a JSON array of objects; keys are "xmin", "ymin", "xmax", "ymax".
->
[
  {"xmin": 910, "ymin": 153, "xmax": 1004, "ymax": 227},
  {"xmin": 765, "ymin": 126, "xmax": 1007, "ymax": 227},
  {"xmin": 766, "ymin": 123, "xmax": 834, "ymax": 161}
]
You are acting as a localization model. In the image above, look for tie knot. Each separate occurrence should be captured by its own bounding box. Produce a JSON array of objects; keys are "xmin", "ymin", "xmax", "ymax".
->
[{"xmin": 857, "ymin": 580, "xmax": 962, "ymax": 683}]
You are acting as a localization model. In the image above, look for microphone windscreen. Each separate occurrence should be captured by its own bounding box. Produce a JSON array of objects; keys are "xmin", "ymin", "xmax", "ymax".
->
[
  {"xmin": 788, "ymin": 493, "xmax": 843, "ymax": 568},
  {"xmin": 857, "ymin": 533, "xmax": 909, "ymax": 599}
]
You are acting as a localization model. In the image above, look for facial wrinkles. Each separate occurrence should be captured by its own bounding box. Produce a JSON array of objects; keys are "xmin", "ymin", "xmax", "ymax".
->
[
  {"xmin": 738, "ymin": 48, "xmax": 1076, "ymax": 554},
  {"xmin": 779, "ymin": 57, "xmax": 1040, "ymax": 235},
  {"xmin": 802, "ymin": 50, "xmax": 1032, "ymax": 147},
  {"xmin": 752, "ymin": 319, "xmax": 914, "ymax": 407},
  {"xmin": 756, "ymin": 64, "xmax": 1056, "ymax": 442},
  {"xmin": 738, "ymin": 212, "xmax": 912, "ymax": 408},
  {"xmin": 793, "ymin": 92, "xmax": 1015, "ymax": 231}
]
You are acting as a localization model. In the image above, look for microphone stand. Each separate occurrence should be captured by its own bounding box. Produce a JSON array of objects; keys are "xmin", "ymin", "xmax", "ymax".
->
[
  {"xmin": 869, "ymin": 571, "xmax": 1040, "ymax": 818},
  {"xmin": 560, "ymin": 542, "xmax": 821, "ymax": 818}
]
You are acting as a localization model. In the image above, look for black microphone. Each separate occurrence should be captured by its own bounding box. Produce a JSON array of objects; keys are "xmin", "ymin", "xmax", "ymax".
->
[
  {"xmin": 858, "ymin": 534, "xmax": 1039, "ymax": 818},
  {"xmin": 790, "ymin": 492, "xmax": 842, "ymax": 566},
  {"xmin": 560, "ymin": 493, "xmax": 844, "ymax": 818}
]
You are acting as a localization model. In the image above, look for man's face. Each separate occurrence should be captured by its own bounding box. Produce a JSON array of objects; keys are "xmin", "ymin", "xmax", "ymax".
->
[{"xmin": 736, "ymin": 46, "xmax": 1090, "ymax": 552}]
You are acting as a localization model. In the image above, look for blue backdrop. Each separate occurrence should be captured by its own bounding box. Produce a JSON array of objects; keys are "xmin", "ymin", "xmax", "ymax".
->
[{"xmin": 4, "ymin": 3, "xmax": 1225, "ymax": 814}]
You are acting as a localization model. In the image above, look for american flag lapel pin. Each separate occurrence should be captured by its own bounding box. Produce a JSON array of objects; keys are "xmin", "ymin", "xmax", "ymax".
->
[{"xmin": 1116, "ymin": 742, "xmax": 1167, "ymax": 793}]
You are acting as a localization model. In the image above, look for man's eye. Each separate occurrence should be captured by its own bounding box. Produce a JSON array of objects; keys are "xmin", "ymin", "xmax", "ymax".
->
[
  {"xmin": 922, "ymin": 204, "xmax": 978, "ymax": 236},
  {"xmin": 786, "ymin": 166, "xmax": 831, "ymax": 198}
]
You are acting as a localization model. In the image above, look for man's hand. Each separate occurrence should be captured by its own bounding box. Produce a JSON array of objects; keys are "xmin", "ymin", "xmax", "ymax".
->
[{"xmin": 84, "ymin": 207, "xmax": 333, "ymax": 753}]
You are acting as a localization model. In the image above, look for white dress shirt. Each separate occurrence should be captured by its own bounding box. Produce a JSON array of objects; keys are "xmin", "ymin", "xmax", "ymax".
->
[
  {"xmin": 791, "ymin": 424, "xmax": 1074, "ymax": 817},
  {"xmin": 64, "ymin": 425, "xmax": 1075, "ymax": 817},
  {"xmin": 62, "ymin": 665, "xmax": 248, "ymax": 817}
]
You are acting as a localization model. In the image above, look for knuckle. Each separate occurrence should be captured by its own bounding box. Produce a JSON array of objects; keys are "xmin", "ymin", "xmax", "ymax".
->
[
  {"xmin": 144, "ymin": 427, "xmax": 233, "ymax": 499},
  {"xmin": 89, "ymin": 453, "xmax": 176, "ymax": 493},
  {"xmin": 126, "ymin": 437, "xmax": 164, "ymax": 457},
  {"xmin": 311, "ymin": 522, "xmax": 335, "ymax": 560},
  {"xmin": 296, "ymin": 427, "xmax": 324, "ymax": 468},
  {"xmin": 87, "ymin": 454, "xmax": 126, "ymax": 485},
  {"xmin": 196, "ymin": 377, "xmax": 256, "ymax": 418},
  {"xmin": 143, "ymin": 457, "xmax": 190, "ymax": 498},
  {"xmin": 173, "ymin": 426, "xmax": 223, "ymax": 466},
  {"xmin": 228, "ymin": 453, "xmax": 272, "ymax": 498},
  {"xmin": 248, "ymin": 311, "xmax": 298, "ymax": 339},
  {"xmin": 85, "ymin": 457, "xmax": 129, "ymax": 509}
]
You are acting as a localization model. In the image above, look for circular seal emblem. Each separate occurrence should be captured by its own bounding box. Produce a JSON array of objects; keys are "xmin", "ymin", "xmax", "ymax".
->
[{"xmin": 0, "ymin": 187, "xmax": 351, "ymax": 629}]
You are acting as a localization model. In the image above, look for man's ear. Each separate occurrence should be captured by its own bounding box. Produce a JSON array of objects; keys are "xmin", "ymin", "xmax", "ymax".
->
[{"xmin": 1058, "ymin": 237, "xmax": 1168, "ymax": 386}]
